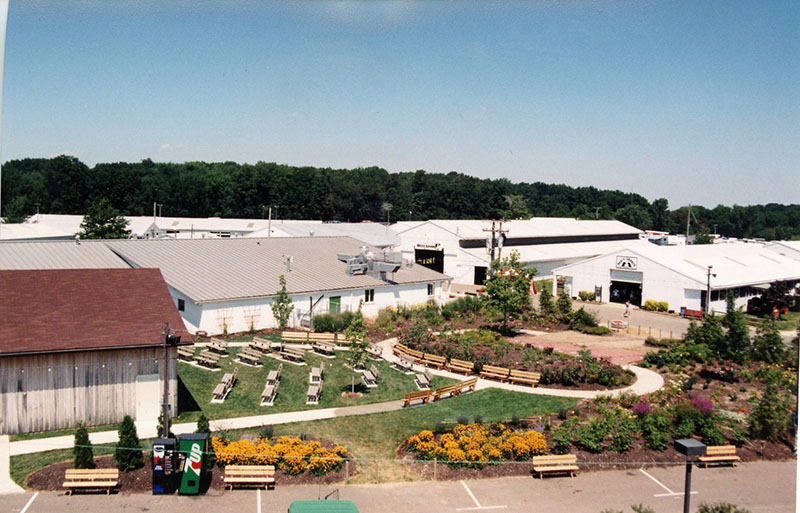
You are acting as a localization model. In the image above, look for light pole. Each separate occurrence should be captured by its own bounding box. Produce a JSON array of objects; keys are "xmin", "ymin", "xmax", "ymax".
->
[
  {"xmin": 674, "ymin": 439, "xmax": 706, "ymax": 513},
  {"xmin": 161, "ymin": 323, "xmax": 180, "ymax": 438},
  {"xmin": 705, "ymin": 265, "xmax": 716, "ymax": 314}
]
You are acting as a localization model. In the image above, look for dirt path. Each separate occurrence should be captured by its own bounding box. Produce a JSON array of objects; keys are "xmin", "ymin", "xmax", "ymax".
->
[{"xmin": 516, "ymin": 331, "xmax": 653, "ymax": 366}]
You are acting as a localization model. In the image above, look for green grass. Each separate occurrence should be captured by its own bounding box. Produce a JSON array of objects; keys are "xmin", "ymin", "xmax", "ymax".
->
[
  {"xmin": 745, "ymin": 310, "xmax": 799, "ymax": 331},
  {"xmin": 10, "ymin": 423, "xmax": 119, "ymax": 442},
  {"xmin": 533, "ymin": 279, "xmax": 553, "ymax": 295},
  {"xmin": 175, "ymin": 346, "xmax": 457, "ymax": 423}
]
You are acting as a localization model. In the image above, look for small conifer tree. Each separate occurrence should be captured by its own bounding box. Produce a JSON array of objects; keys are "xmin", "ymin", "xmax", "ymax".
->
[
  {"xmin": 272, "ymin": 275, "xmax": 293, "ymax": 330},
  {"xmin": 196, "ymin": 413, "xmax": 211, "ymax": 434},
  {"xmin": 73, "ymin": 423, "xmax": 94, "ymax": 469},
  {"xmin": 556, "ymin": 287, "xmax": 573, "ymax": 321},
  {"xmin": 114, "ymin": 415, "xmax": 143, "ymax": 471}
]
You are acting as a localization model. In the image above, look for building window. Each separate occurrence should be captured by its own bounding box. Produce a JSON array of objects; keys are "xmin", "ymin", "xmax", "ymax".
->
[
  {"xmin": 177, "ymin": 299, "xmax": 185, "ymax": 312},
  {"xmin": 427, "ymin": 283, "xmax": 434, "ymax": 296},
  {"xmin": 364, "ymin": 289, "xmax": 375, "ymax": 303}
]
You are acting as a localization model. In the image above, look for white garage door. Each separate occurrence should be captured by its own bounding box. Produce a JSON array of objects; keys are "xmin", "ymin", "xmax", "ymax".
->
[
  {"xmin": 610, "ymin": 270, "xmax": 643, "ymax": 283},
  {"xmin": 135, "ymin": 373, "xmax": 161, "ymax": 422}
]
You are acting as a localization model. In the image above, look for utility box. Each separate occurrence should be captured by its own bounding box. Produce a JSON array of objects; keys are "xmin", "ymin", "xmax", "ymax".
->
[
  {"xmin": 152, "ymin": 437, "xmax": 177, "ymax": 494},
  {"xmin": 178, "ymin": 433, "xmax": 208, "ymax": 495},
  {"xmin": 674, "ymin": 438, "xmax": 707, "ymax": 458}
]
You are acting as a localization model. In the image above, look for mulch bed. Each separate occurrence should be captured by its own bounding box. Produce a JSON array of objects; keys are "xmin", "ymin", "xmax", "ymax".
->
[{"xmin": 26, "ymin": 451, "xmax": 359, "ymax": 494}]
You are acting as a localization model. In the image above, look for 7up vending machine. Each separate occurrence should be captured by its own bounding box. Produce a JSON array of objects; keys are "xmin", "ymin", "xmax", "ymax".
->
[{"xmin": 178, "ymin": 433, "xmax": 207, "ymax": 495}]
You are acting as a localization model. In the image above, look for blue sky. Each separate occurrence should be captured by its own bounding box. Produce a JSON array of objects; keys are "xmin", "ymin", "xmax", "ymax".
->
[{"xmin": 2, "ymin": 1, "xmax": 798, "ymax": 208}]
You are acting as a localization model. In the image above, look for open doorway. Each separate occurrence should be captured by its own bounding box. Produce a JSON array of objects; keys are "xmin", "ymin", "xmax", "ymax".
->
[{"xmin": 610, "ymin": 281, "xmax": 642, "ymax": 306}]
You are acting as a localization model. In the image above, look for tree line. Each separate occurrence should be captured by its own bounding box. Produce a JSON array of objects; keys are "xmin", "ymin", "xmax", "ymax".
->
[{"xmin": 1, "ymin": 156, "xmax": 798, "ymax": 240}]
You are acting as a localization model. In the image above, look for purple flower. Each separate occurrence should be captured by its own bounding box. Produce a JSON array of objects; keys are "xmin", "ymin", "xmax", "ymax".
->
[{"xmin": 632, "ymin": 400, "xmax": 652, "ymax": 417}]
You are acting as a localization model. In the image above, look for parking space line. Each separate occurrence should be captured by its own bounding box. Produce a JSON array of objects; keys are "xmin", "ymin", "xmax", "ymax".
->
[
  {"xmin": 256, "ymin": 488, "xmax": 261, "ymax": 513},
  {"xmin": 456, "ymin": 481, "xmax": 507, "ymax": 511},
  {"xmin": 20, "ymin": 492, "xmax": 39, "ymax": 513},
  {"xmin": 639, "ymin": 469, "xmax": 698, "ymax": 498}
]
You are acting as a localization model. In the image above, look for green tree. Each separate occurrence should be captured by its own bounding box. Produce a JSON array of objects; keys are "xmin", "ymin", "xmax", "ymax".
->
[
  {"xmin": 556, "ymin": 287, "xmax": 573, "ymax": 322},
  {"xmin": 685, "ymin": 315, "xmax": 725, "ymax": 351},
  {"xmin": 73, "ymin": 423, "xmax": 94, "ymax": 469},
  {"xmin": 500, "ymin": 194, "xmax": 531, "ymax": 220},
  {"xmin": 196, "ymin": 413, "xmax": 211, "ymax": 434},
  {"xmin": 271, "ymin": 275, "xmax": 293, "ymax": 330},
  {"xmin": 344, "ymin": 306, "xmax": 369, "ymax": 370},
  {"xmin": 722, "ymin": 292, "xmax": 750, "ymax": 362},
  {"xmin": 750, "ymin": 319, "xmax": 785, "ymax": 364},
  {"xmin": 614, "ymin": 204, "xmax": 652, "ymax": 230},
  {"xmin": 482, "ymin": 251, "xmax": 534, "ymax": 328},
  {"xmin": 538, "ymin": 286, "xmax": 556, "ymax": 319},
  {"xmin": 749, "ymin": 382, "xmax": 792, "ymax": 442},
  {"xmin": 114, "ymin": 415, "xmax": 143, "ymax": 471},
  {"xmin": 694, "ymin": 230, "xmax": 713, "ymax": 245},
  {"xmin": 78, "ymin": 198, "xmax": 131, "ymax": 239}
]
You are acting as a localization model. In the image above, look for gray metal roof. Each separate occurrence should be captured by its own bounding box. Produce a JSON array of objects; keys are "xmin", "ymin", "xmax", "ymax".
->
[
  {"xmin": 105, "ymin": 236, "xmax": 448, "ymax": 303},
  {"xmin": 0, "ymin": 240, "xmax": 129, "ymax": 269}
]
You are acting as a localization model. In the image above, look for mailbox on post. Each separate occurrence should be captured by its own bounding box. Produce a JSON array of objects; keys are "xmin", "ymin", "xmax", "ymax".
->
[{"xmin": 674, "ymin": 439, "xmax": 706, "ymax": 513}]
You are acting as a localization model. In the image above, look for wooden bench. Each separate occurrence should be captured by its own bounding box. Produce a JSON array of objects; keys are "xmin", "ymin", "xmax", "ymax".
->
[
  {"xmin": 508, "ymin": 369, "xmax": 541, "ymax": 387},
  {"xmin": 446, "ymin": 358, "xmax": 474, "ymax": 375},
  {"xmin": 698, "ymin": 445, "xmax": 740, "ymax": 468},
  {"xmin": 395, "ymin": 354, "xmax": 414, "ymax": 373},
  {"xmin": 308, "ymin": 332, "xmax": 337, "ymax": 344},
  {"xmin": 393, "ymin": 343, "xmax": 424, "ymax": 363},
  {"xmin": 237, "ymin": 347, "xmax": 263, "ymax": 366},
  {"xmin": 266, "ymin": 363, "xmax": 283, "ymax": 386},
  {"xmin": 280, "ymin": 346, "xmax": 305, "ymax": 362},
  {"xmin": 403, "ymin": 389, "xmax": 431, "ymax": 407},
  {"xmin": 212, "ymin": 367, "xmax": 239, "ymax": 402},
  {"xmin": 312, "ymin": 340, "xmax": 336, "ymax": 357},
  {"xmin": 532, "ymin": 454, "xmax": 579, "ymax": 479},
  {"xmin": 250, "ymin": 336, "xmax": 273, "ymax": 353},
  {"xmin": 261, "ymin": 383, "xmax": 278, "ymax": 406},
  {"xmin": 177, "ymin": 346, "xmax": 195, "ymax": 361},
  {"xmin": 63, "ymin": 468, "xmax": 120, "ymax": 495},
  {"xmin": 682, "ymin": 308, "xmax": 704, "ymax": 320},
  {"xmin": 415, "ymin": 369, "xmax": 433, "ymax": 390},
  {"xmin": 433, "ymin": 378, "xmax": 477, "ymax": 401},
  {"xmin": 309, "ymin": 361, "xmax": 325, "ymax": 384},
  {"xmin": 362, "ymin": 364, "xmax": 379, "ymax": 388},
  {"xmin": 196, "ymin": 350, "xmax": 221, "ymax": 368},
  {"xmin": 366, "ymin": 344, "xmax": 383, "ymax": 359},
  {"xmin": 307, "ymin": 385, "xmax": 321, "ymax": 405},
  {"xmin": 479, "ymin": 365, "xmax": 511, "ymax": 382},
  {"xmin": 223, "ymin": 465, "xmax": 275, "ymax": 490},
  {"xmin": 421, "ymin": 353, "xmax": 446, "ymax": 369},
  {"xmin": 281, "ymin": 331, "xmax": 309, "ymax": 344},
  {"xmin": 208, "ymin": 337, "xmax": 229, "ymax": 354}
]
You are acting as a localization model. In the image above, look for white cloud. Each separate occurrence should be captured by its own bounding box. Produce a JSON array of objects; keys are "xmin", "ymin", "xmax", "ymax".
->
[{"xmin": 159, "ymin": 143, "xmax": 185, "ymax": 150}]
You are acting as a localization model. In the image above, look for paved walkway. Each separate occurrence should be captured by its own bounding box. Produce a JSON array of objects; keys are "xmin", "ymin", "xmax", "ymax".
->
[{"xmin": 2, "ymin": 334, "xmax": 664, "ymax": 494}]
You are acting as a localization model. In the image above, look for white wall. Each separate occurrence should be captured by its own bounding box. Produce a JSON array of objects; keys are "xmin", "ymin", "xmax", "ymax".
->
[
  {"xmin": 394, "ymin": 223, "xmax": 489, "ymax": 285},
  {"xmin": 170, "ymin": 281, "xmax": 446, "ymax": 335}
]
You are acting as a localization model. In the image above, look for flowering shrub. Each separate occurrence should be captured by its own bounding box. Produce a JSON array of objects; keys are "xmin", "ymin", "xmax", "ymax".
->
[
  {"xmin": 632, "ymin": 400, "xmax": 652, "ymax": 417},
  {"xmin": 406, "ymin": 423, "xmax": 546, "ymax": 468},
  {"xmin": 211, "ymin": 436, "xmax": 349, "ymax": 476},
  {"xmin": 690, "ymin": 394, "xmax": 714, "ymax": 415}
]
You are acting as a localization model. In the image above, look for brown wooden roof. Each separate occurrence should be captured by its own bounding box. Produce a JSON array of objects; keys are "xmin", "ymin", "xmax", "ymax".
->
[{"xmin": 0, "ymin": 268, "xmax": 186, "ymax": 356}]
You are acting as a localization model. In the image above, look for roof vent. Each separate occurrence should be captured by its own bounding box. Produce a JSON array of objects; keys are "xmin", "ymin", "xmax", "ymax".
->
[
  {"xmin": 337, "ymin": 249, "xmax": 402, "ymax": 280},
  {"xmin": 282, "ymin": 254, "xmax": 293, "ymax": 273}
]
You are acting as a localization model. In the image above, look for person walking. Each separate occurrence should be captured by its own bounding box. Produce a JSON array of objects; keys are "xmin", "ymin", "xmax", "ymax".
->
[{"xmin": 624, "ymin": 300, "xmax": 631, "ymax": 318}]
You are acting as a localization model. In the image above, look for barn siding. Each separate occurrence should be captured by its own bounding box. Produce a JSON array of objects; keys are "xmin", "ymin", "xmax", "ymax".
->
[{"xmin": 0, "ymin": 346, "xmax": 177, "ymax": 435}]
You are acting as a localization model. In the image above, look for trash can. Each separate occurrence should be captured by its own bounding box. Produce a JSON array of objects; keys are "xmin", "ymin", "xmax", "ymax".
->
[
  {"xmin": 178, "ymin": 433, "xmax": 208, "ymax": 495},
  {"xmin": 680, "ymin": 306, "xmax": 686, "ymax": 318}
]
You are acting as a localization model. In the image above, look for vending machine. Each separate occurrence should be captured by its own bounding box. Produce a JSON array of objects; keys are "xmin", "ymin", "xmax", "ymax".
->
[
  {"xmin": 152, "ymin": 437, "xmax": 177, "ymax": 494},
  {"xmin": 178, "ymin": 433, "xmax": 208, "ymax": 495}
]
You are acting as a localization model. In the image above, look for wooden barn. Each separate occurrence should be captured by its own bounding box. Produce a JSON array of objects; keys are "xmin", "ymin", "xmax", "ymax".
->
[{"xmin": 0, "ymin": 268, "xmax": 186, "ymax": 435}]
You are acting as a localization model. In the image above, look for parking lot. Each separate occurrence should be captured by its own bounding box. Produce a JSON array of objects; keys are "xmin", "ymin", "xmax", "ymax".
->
[{"xmin": 5, "ymin": 461, "xmax": 795, "ymax": 513}]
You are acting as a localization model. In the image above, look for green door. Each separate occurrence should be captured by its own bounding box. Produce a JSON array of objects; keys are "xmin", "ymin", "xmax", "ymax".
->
[{"xmin": 329, "ymin": 296, "xmax": 341, "ymax": 314}]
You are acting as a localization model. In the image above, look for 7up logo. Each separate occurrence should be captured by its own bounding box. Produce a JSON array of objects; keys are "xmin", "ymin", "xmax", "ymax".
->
[{"xmin": 185, "ymin": 443, "xmax": 202, "ymax": 476}]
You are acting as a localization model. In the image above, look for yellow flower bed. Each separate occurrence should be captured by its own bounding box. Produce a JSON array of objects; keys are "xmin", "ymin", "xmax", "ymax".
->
[
  {"xmin": 406, "ymin": 423, "xmax": 546, "ymax": 468},
  {"xmin": 211, "ymin": 435, "xmax": 349, "ymax": 476}
]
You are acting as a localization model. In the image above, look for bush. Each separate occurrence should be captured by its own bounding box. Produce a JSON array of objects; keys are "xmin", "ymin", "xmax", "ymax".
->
[
  {"xmin": 640, "ymin": 411, "xmax": 671, "ymax": 450},
  {"xmin": 312, "ymin": 311, "xmax": 358, "ymax": 333},
  {"xmin": 569, "ymin": 307, "xmax": 598, "ymax": 329},
  {"xmin": 114, "ymin": 415, "xmax": 143, "ymax": 472},
  {"xmin": 73, "ymin": 423, "xmax": 94, "ymax": 469},
  {"xmin": 578, "ymin": 291, "xmax": 596, "ymax": 301},
  {"xmin": 196, "ymin": 413, "xmax": 210, "ymax": 434},
  {"xmin": 642, "ymin": 300, "xmax": 669, "ymax": 312},
  {"xmin": 696, "ymin": 502, "xmax": 751, "ymax": 513},
  {"xmin": 749, "ymin": 383, "xmax": 792, "ymax": 442},
  {"xmin": 212, "ymin": 436, "xmax": 348, "ymax": 476},
  {"xmin": 259, "ymin": 424, "xmax": 274, "ymax": 440}
]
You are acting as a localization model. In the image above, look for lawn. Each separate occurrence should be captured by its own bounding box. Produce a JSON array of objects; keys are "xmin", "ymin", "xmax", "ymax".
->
[
  {"xmin": 746, "ymin": 310, "xmax": 799, "ymax": 331},
  {"xmin": 175, "ymin": 346, "xmax": 457, "ymax": 423}
]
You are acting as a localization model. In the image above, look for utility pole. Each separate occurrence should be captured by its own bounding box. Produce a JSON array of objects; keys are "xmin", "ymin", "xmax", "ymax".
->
[
  {"xmin": 268, "ymin": 207, "xmax": 272, "ymax": 238},
  {"xmin": 705, "ymin": 265, "xmax": 715, "ymax": 314},
  {"xmin": 152, "ymin": 202, "xmax": 157, "ymax": 239},
  {"xmin": 0, "ymin": 1, "xmax": 9, "ymax": 239},
  {"xmin": 483, "ymin": 221, "xmax": 509, "ymax": 275},
  {"xmin": 686, "ymin": 204, "xmax": 692, "ymax": 238},
  {"xmin": 162, "ymin": 323, "xmax": 171, "ymax": 438}
]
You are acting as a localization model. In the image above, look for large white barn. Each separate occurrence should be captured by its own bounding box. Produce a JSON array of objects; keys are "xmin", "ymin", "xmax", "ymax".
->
[
  {"xmin": 390, "ymin": 218, "xmax": 644, "ymax": 285},
  {"xmin": 105, "ymin": 236, "xmax": 450, "ymax": 335},
  {"xmin": 553, "ymin": 242, "xmax": 800, "ymax": 314}
]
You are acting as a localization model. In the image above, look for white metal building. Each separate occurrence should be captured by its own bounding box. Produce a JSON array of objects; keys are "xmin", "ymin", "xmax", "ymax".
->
[
  {"xmin": 105, "ymin": 236, "xmax": 450, "ymax": 335},
  {"xmin": 765, "ymin": 241, "xmax": 800, "ymax": 261},
  {"xmin": 390, "ymin": 218, "xmax": 644, "ymax": 285},
  {"xmin": 553, "ymin": 242, "xmax": 800, "ymax": 313}
]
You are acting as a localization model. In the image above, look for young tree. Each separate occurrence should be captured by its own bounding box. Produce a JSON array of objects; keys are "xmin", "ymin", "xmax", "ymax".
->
[
  {"xmin": 345, "ymin": 306, "xmax": 369, "ymax": 370},
  {"xmin": 749, "ymin": 382, "xmax": 792, "ymax": 442},
  {"xmin": 722, "ymin": 292, "xmax": 750, "ymax": 362},
  {"xmin": 751, "ymin": 318, "xmax": 785, "ymax": 364},
  {"xmin": 114, "ymin": 415, "xmax": 143, "ymax": 471},
  {"xmin": 195, "ymin": 413, "xmax": 211, "ymax": 434},
  {"xmin": 78, "ymin": 198, "xmax": 131, "ymax": 239},
  {"xmin": 538, "ymin": 287, "xmax": 556, "ymax": 319},
  {"xmin": 271, "ymin": 275, "xmax": 293, "ymax": 330},
  {"xmin": 73, "ymin": 423, "xmax": 94, "ymax": 469},
  {"xmin": 556, "ymin": 287, "xmax": 573, "ymax": 322},
  {"xmin": 482, "ymin": 251, "xmax": 535, "ymax": 328}
]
